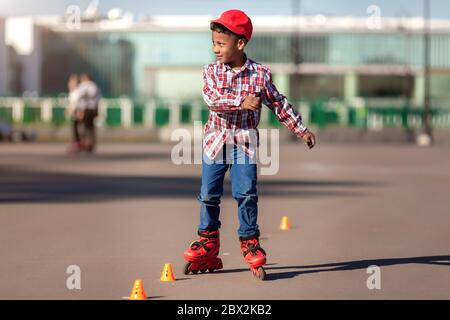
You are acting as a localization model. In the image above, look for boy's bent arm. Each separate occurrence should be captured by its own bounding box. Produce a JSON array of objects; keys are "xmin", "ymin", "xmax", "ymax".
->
[
  {"xmin": 202, "ymin": 65, "xmax": 244, "ymax": 113},
  {"xmin": 262, "ymin": 69, "xmax": 308, "ymax": 138}
]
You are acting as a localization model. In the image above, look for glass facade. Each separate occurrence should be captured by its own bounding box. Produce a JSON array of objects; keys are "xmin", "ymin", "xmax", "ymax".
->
[
  {"xmin": 35, "ymin": 27, "xmax": 450, "ymax": 105},
  {"xmin": 248, "ymin": 32, "xmax": 450, "ymax": 67}
]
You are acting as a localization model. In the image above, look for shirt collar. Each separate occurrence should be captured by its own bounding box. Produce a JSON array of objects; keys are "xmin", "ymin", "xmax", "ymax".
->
[{"xmin": 219, "ymin": 53, "xmax": 253, "ymax": 73}]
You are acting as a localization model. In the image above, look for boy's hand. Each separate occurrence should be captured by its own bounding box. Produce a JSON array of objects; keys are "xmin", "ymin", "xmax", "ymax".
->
[
  {"xmin": 302, "ymin": 131, "xmax": 316, "ymax": 149},
  {"xmin": 241, "ymin": 95, "xmax": 262, "ymax": 111}
]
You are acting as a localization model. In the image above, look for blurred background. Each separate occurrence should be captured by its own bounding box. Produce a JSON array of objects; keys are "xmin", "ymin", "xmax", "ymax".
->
[
  {"xmin": 1, "ymin": 1, "xmax": 450, "ymax": 300},
  {"xmin": 0, "ymin": 0, "xmax": 450, "ymax": 143}
]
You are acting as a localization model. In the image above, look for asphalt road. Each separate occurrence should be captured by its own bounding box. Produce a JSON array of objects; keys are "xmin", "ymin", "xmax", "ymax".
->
[{"xmin": 0, "ymin": 142, "xmax": 449, "ymax": 299}]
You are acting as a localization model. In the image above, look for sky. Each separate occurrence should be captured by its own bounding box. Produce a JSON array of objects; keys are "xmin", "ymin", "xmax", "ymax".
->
[{"xmin": 0, "ymin": 0, "xmax": 449, "ymax": 19}]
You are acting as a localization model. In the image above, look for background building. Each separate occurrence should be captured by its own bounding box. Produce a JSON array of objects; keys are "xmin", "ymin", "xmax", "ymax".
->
[
  {"xmin": 1, "ymin": 14, "xmax": 450, "ymax": 131},
  {"xmin": 2, "ymin": 15, "xmax": 450, "ymax": 106}
]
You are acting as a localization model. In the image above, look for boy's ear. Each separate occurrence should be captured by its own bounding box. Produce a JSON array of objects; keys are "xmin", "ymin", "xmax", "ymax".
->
[{"xmin": 237, "ymin": 38, "xmax": 247, "ymax": 50}]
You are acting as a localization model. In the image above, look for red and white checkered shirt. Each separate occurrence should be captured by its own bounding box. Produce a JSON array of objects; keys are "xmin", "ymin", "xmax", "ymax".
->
[{"xmin": 202, "ymin": 55, "xmax": 309, "ymax": 160}]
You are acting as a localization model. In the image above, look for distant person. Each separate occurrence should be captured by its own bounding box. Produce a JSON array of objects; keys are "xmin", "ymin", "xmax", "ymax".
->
[
  {"xmin": 77, "ymin": 73, "xmax": 101, "ymax": 153},
  {"xmin": 67, "ymin": 74, "xmax": 83, "ymax": 153},
  {"xmin": 67, "ymin": 73, "xmax": 101, "ymax": 154}
]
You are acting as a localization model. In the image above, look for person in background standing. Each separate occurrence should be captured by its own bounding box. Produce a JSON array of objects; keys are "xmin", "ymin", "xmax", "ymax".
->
[
  {"xmin": 77, "ymin": 73, "xmax": 101, "ymax": 153},
  {"xmin": 67, "ymin": 74, "xmax": 83, "ymax": 153},
  {"xmin": 67, "ymin": 73, "xmax": 102, "ymax": 154}
]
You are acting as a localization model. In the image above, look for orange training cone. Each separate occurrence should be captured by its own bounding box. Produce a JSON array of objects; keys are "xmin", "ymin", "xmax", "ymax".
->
[
  {"xmin": 279, "ymin": 216, "xmax": 291, "ymax": 230},
  {"xmin": 129, "ymin": 279, "xmax": 147, "ymax": 300},
  {"xmin": 160, "ymin": 263, "xmax": 176, "ymax": 282}
]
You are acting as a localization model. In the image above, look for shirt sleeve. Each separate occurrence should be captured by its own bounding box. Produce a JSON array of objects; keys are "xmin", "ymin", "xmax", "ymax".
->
[
  {"xmin": 262, "ymin": 68, "xmax": 309, "ymax": 138},
  {"xmin": 202, "ymin": 65, "xmax": 243, "ymax": 113}
]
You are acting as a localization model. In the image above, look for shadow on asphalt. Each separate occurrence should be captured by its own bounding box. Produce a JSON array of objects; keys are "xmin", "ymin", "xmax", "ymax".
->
[
  {"xmin": 0, "ymin": 151, "xmax": 170, "ymax": 162},
  {"xmin": 217, "ymin": 255, "xmax": 450, "ymax": 281},
  {"xmin": 0, "ymin": 167, "xmax": 384, "ymax": 203}
]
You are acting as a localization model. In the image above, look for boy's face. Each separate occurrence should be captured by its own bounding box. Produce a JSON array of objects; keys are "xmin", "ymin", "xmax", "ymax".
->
[{"xmin": 211, "ymin": 30, "xmax": 245, "ymax": 65}]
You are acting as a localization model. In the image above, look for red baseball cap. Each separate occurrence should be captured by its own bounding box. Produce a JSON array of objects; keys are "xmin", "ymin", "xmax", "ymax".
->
[{"xmin": 211, "ymin": 9, "xmax": 253, "ymax": 41}]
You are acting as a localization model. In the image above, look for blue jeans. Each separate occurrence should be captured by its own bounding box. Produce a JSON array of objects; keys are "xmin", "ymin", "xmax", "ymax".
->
[{"xmin": 198, "ymin": 144, "xmax": 260, "ymax": 238}]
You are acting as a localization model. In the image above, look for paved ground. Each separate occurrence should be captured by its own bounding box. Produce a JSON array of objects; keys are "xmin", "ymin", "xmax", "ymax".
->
[{"xmin": 0, "ymin": 141, "xmax": 449, "ymax": 299}]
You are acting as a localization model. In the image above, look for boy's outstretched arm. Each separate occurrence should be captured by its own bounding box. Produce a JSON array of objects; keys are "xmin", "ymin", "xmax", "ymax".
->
[
  {"xmin": 262, "ymin": 69, "xmax": 316, "ymax": 149},
  {"xmin": 202, "ymin": 65, "xmax": 244, "ymax": 113}
]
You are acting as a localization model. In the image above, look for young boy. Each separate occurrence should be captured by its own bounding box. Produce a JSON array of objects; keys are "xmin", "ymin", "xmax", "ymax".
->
[{"xmin": 183, "ymin": 9, "xmax": 316, "ymax": 280}]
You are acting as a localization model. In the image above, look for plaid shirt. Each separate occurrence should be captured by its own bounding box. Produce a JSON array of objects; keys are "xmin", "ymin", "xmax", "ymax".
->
[{"xmin": 202, "ymin": 55, "xmax": 309, "ymax": 160}]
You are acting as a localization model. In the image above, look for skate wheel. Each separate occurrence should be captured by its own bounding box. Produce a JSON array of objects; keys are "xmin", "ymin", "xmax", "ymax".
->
[
  {"xmin": 253, "ymin": 267, "xmax": 266, "ymax": 280},
  {"xmin": 208, "ymin": 268, "xmax": 215, "ymax": 273},
  {"xmin": 183, "ymin": 262, "xmax": 191, "ymax": 275},
  {"xmin": 192, "ymin": 269, "xmax": 199, "ymax": 274},
  {"xmin": 200, "ymin": 269, "xmax": 207, "ymax": 273},
  {"xmin": 216, "ymin": 258, "xmax": 223, "ymax": 270}
]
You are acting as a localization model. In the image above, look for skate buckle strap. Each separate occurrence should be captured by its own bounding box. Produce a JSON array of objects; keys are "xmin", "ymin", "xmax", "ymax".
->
[
  {"xmin": 190, "ymin": 239, "xmax": 211, "ymax": 253},
  {"xmin": 242, "ymin": 243, "xmax": 266, "ymax": 257},
  {"xmin": 197, "ymin": 230, "xmax": 219, "ymax": 238}
]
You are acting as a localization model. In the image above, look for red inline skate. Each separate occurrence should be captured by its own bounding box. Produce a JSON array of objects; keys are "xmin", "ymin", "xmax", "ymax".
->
[
  {"xmin": 183, "ymin": 230, "xmax": 223, "ymax": 274},
  {"xmin": 240, "ymin": 236, "xmax": 267, "ymax": 280}
]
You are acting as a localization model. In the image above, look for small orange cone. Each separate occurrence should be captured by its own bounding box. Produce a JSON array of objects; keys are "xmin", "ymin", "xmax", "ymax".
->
[
  {"xmin": 279, "ymin": 216, "xmax": 291, "ymax": 230},
  {"xmin": 129, "ymin": 279, "xmax": 147, "ymax": 300},
  {"xmin": 160, "ymin": 263, "xmax": 176, "ymax": 282}
]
